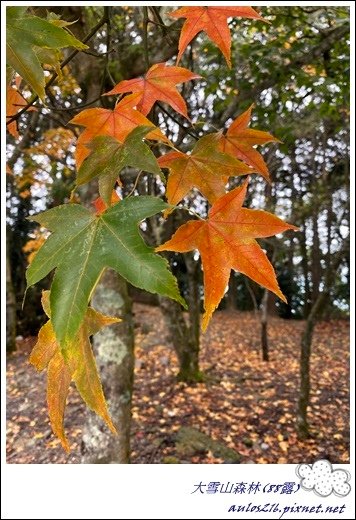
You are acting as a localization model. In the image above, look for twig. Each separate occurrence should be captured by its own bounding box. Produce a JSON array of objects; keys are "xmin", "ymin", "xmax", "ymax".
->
[
  {"xmin": 40, "ymin": 110, "xmax": 77, "ymax": 133},
  {"xmin": 143, "ymin": 7, "xmax": 150, "ymax": 70},
  {"xmin": 44, "ymin": 95, "xmax": 103, "ymax": 112},
  {"xmin": 127, "ymin": 170, "xmax": 144, "ymax": 197},
  {"xmin": 100, "ymin": 7, "xmax": 113, "ymax": 98},
  {"xmin": 149, "ymin": 7, "xmax": 171, "ymax": 39},
  {"xmin": 82, "ymin": 48, "xmax": 115, "ymax": 58},
  {"xmin": 156, "ymin": 102, "xmax": 199, "ymax": 140},
  {"xmin": 6, "ymin": 10, "xmax": 109, "ymax": 125}
]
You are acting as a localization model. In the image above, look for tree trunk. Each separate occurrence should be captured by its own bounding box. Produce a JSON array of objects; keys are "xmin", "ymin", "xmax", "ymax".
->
[
  {"xmin": 159, "ymin": 297, "xmax": 202, "ymax": 383},
  {"xmin": 311, "ymin": 211, "xmax": 321, "ymax": 305},
  {"xmin": 300, "ymin": 222, "xmax": 311, "ymax": 318},
  {"xmin": 259, "ymin": 244, "xmax": 276, "ymax": 362},
  {"xmin": 296, "ymin": 249, "xmax": 346, "ymax": 439},
  {"xmin": 6, "ymin": 244, "xmax": 17, "ymax": 353},
  {"xmin": 226, "ymin": 273, "xmax": 238, "ymax": 310},
  {"xmin": 81, "ymin": 269, "xmax": 134, "ymax": 463},
  {"xmin": 244, "ymin": 278, "xmax": 258, "ymax": 316},
  {"xmin": 185, "ymin": 253, "xmax": 201, "ymax": 349},
  {"xmin": 260, "ymin": 290, "xmax": 269, "ymax": 362},
  {"xmin": 296, "ymin": 291, "xmax": 327, "ymax": 439}
]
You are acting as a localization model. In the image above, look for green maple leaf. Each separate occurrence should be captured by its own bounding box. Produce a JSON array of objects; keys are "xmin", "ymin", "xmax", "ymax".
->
[
  {"xmin": 77, "ymin": 126, "xmax": 164, "ymax": 207},
  {"xmin": 6, "ymin": 7, "xmax": 87, "ymax": 100},
  {"xmin": 26, "ymin": 197, "xmax": 186, "ymax": 346}
]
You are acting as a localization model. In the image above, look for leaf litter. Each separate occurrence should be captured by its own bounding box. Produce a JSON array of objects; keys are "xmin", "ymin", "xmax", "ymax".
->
[{"xmin": 6, "ymin": 305, "xmax": 349, "ymax": 464}]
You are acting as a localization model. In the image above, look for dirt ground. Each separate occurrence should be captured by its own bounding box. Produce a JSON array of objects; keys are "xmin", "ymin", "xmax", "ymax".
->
[{"xmin": 6, "ymin": 305, "xmax": 350, "ymax": 464}]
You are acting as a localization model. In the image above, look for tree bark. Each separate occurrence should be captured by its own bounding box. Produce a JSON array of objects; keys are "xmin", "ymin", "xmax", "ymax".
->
[{"xmin": 81, "ymin": 269, "xmax": 134, "ymax": 463}]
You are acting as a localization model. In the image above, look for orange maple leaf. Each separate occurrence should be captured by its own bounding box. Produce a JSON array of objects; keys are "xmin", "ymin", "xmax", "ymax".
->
[
  {"xmin": 29, "ymin": 291, "xmax": 119, "ymax": 451},
  {"xmin": 169, "ymin": 7, "xmax": 265, "ymax": 67},
  {"xmin": 156, "ymin": 179, "xmax": 298, "ymax": 331},
  {"xmin": 159, "ymin": 133, "xmax": 252, "ymax": 208},
  {"xmin": 6, "ymin": 85, "xmax": 35, "ymax": 138},
  {"xmin": 104, "ymin": 62, "xmax": 200, "ymax": 119},
  {"xmin": 218, "ymin": 104, "xmax": 280, "ymax": 181},
  {"xmin": 70, "ymin": 93, "xmax": 169, "ymax": 168}
]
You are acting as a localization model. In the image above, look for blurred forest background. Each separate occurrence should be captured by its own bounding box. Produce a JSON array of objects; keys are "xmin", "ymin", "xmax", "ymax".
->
[{"xmin": 6, "ymin": 5, "xmax": 350, "ymax": 464}]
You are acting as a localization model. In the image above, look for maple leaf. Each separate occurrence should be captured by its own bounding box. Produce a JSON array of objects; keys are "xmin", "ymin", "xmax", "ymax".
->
[
  {"xmin": 169, "ymin": 7, "xmax": 265, "ymax": 68},
  {"xmin": 70, "ymin": 93, "xmax": 170, "ymax": 168},
  {"xmin": 158, "ymin": 133, "xmax": 252, "ymax": 208},
  {"xmin": 218, "ymin": 104, "xmax": 280, "ymax": 180},
  {"xmin": 77, "ymin": 126, "xmax": 163, "ymax": 206},
  {"xmin": 26, "ymin": 196, "xmax": 186, "ymax": 346},
  {"xmin": 6, "ymin": 83, "xmax": 35, "ymax": 138},
  {"xmin": 6, "ymin": 7, "xmax": 87, "ymax": 100},
  {"xmin": 29, "ymin": 291, "xmax": 119, "ymax": 451},
  {"xmin": 105, "ymin": 62, "xmax": 200, "ymax": 119},
  {"xmin": 156, "ymin": 180, "xmax": 298, "ymax": 331}
]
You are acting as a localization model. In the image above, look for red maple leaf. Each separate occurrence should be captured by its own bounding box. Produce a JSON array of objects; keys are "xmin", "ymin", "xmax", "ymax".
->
[
  {"xmin": 169, "ymin": 7, "xmax": 265, "ymax": 67},
  {"xmin": 156, "ymin": 179, "xmax": 298, "ymax": 330},
  {"xmin": 105, "ymin": 62, "xmax": 200, "ymax": 119}
]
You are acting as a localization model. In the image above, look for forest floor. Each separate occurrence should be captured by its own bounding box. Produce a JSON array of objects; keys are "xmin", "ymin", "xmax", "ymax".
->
[{"xmin": 6, "ymin": 305, "xmax": 349, "ymax": 464}]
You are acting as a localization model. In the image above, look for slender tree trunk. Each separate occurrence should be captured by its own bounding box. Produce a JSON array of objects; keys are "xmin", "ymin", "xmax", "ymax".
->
[
  {"xmin": 226, "ymin": 273, "xmax": 238, "ymax": 310},
  {"xmin": 185, "ymin": 253, "xmax": 201, "ymax": 348},
  {"xmin": 259, "ymin": 245, "xmax": 276, "ymax": 361},
  {"xmin": 311, "ymin": 211, "xmax": 321, "ymax": 305},
  {"xmin": 260, "ymin": 290, "xmax": 269, "ymax": 362},
  {"xmin": 296, "ymin": 291, "xmax": 327, "ymax": 439},
  {"xmin": 81, "ymin": 269, "xmax": 134, "ymax": 463},
  {"xmin": 244, "ymin": 278, "xmax": 258, "ymax": 316},
  {"xmin": 296, "ymin": 249, "xmax": 346, "ymax": 439},
  {"xmin": 159, "ymin": 297, "xmax": 202, "ymax": 383},
  {"xmin": 6, "ymin": 245, "xmax": 17, "ymax": 353},
  {"xmin": 300, "ymin": 222, "xmax": 311, "ymax": 318},
  {"xmin": 156, "ymin": 213, "xmax": 202, "ymax": 383},
  {"xmin": 159, "ymin": 252, "xmax": 202, "ymax": 383}
]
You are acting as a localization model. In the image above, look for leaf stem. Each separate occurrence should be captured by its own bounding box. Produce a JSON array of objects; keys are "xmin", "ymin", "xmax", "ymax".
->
[{"xmin": 175, "ymin": 205, "xmax": 204, "ymax": 221}]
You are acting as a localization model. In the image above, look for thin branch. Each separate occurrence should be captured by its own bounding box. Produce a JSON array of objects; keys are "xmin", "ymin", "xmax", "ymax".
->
[
  {"xmin": 100, "ymin": 7, "xmax": 113, "ymax": 98},
  {"xmin": 127, "ymin": 170, "xmax": 144, "ymax": 197},
  {"xmin": 149, "ymin": 7, "xmax": 177, "ymax": 45},
  {"xmin": 143, "ymin": 7, "xmax": 150, "ymax": 70},
  {"xmin": 156, "ymin": 102, "xmax": 199, "ymax": 140},
  {"xmin": 6, "ymin": 10, "xmax": 109, "ymax": 126},
  {"xmin": 44, "ymin": 95, "xmax": 103, "ymax": 112},
  {"xmin": 82, "ymin": 48, "xmax": 115, "ymax": 58},
  {"xmin": 40, "ymin": 110, "xmax": 77, "ymax": 133}
]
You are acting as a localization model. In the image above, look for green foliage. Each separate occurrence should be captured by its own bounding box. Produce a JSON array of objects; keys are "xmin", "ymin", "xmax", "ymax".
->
[
  {"xmin": 6, "ymin": 7, "xmax": 87, "ymax": 99},
  {"xmin": 26, "ymin": 197, "xmax": 186, "ymax": 346},
  {"xmin": 77, "ymin": 127, "xmax": 163, "ymax": 206}
]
